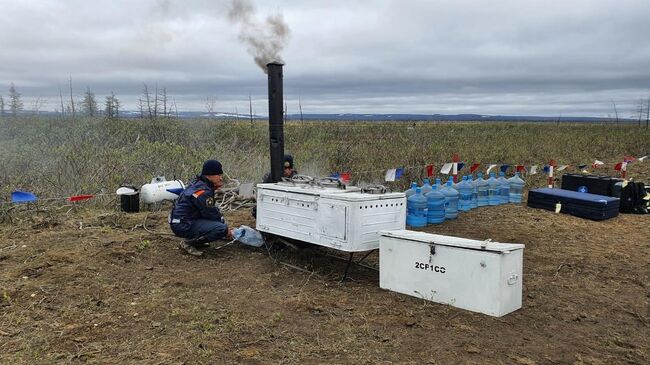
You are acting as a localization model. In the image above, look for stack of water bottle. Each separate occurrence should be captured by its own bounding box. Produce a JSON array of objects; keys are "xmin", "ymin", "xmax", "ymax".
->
[{"xmin": 405, "ymin": 172, "xmax": 525, "ymax": 227}]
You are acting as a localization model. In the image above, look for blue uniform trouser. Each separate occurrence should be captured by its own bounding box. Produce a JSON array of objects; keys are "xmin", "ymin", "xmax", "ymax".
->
[{"xmin": 171, "ymin": 219, "xmax": 228, "ymax": 243}]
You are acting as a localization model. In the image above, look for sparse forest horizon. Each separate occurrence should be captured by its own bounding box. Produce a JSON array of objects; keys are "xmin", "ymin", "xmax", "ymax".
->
[{"xmin": 1, "ymin": 81, "xmax": 649, "ymax": 124}]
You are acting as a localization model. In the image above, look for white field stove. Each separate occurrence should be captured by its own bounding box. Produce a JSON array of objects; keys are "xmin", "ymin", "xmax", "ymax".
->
[{"xmin": 256, "ymin": 176, "xmax": 406, "ymax": 279}]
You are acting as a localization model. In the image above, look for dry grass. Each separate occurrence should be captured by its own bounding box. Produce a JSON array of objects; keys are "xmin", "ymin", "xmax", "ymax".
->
[{"xmin": 0, "ymin": 117, "xmax": 648, "ymax": 202}]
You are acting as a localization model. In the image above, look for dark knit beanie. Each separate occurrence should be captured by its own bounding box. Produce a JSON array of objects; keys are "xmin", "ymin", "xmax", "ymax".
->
[
  {"xmin": 284, "ymin": 154, "xmax": 294, "ymax": 168},
  {"xmin": 201, "ymin": 159, "xmax": 223, "ymax": 176}
]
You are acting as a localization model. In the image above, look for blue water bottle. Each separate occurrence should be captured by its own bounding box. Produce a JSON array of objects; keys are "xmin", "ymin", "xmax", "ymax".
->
[
  {"xmin": 508, "ymin": 172, "xmax": 525, "ymax": 203},
  {"xmin": 441, "ymin": 179, "xmax": 459, "ymax": 219},
  {"xmin": 404, "ymin": 182, "xmax": 418, "ymax": 198},
  {"xmin": 498, "ymin": 171, "xmax": 510, "ymax": 205},
  {"xmin": 469, "ymin": 175, "xmax": 478, "ymax": 209},
  {"xmin": 488, "ymin": 172, "xmax": 500, "ymax": 206},
  {"xmin": 477, "ymin": 172, "xmax": 489, "ymax": 207},
  {"xmin": 406, "ymin": 187, "xmax": 428, "ymax": 227},
  {"xmin": 421, "ymin": 178, "xmax": 432, "ymax": 196},
  {"xmin": 458, "ymin": 176, "xmax": 473, "ymax": 212},
  {"xmin": 426, "ymin": 185, "xmax": 446, "ymax": 224}
]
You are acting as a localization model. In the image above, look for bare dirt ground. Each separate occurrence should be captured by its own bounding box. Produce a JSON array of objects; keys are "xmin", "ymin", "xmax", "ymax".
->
[{"xmin": 1, "ymin": 192, "xmax": 649, "ymax": 364}]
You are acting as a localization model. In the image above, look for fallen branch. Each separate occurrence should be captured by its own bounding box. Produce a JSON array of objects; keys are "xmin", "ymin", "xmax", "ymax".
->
[
  {"xmin": 0, "ymin": 243, "xmax": 17, "ymax": 252},
  {"xmin": 553, "ymin": 262, "xmax": 568, "ymax": 280}
]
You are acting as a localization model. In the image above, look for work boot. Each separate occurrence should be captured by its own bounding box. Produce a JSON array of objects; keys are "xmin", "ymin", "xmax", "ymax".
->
[
  {"xmin": 179, "ymin": 241, "xmax": 204, "ymax": 257},
  {"xmin": 185, "ymin": 236, "xmax": 211, "ymax": 248}
]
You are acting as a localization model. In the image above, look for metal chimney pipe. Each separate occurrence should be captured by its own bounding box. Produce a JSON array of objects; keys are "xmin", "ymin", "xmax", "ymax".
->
[{"xmin": 267, "ymin": 62, "xmax": 285, "ymax": 183}]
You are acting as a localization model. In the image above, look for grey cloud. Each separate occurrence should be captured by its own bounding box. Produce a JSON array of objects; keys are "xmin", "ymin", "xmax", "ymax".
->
[{"xmin": 0, "ymin": 0, "xmax": 649, "ymax": 117}]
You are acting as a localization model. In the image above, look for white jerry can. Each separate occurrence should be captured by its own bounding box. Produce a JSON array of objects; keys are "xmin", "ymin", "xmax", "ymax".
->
[{"xmin": 379, "ymin": 230, "xmax": 524, "ymax": 317}]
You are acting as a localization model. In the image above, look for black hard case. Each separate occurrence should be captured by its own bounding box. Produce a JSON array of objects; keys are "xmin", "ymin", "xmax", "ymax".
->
[{"xmin": 527, "ymin": 188, "xmax": 620, "ymax": 221}]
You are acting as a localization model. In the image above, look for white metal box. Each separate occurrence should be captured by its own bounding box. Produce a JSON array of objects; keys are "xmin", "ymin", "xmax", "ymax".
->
[
  {"xmin": 379, "ymin": 230, "xmax": 524, "ymax": 317},
  {"xmin": 256, "ymin": 183, "xmax": 406, "ymax": 252}
]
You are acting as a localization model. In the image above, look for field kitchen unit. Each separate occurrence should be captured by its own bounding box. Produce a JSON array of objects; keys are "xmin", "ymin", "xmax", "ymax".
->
[{"xmin": 256, "ymin": 177, "xmax": 407, "ymax": 252}]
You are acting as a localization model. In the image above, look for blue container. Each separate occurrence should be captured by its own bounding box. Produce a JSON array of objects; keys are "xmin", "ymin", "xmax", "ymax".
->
[
  {"xmin": 508, "ymin": 172, "xmax": 525, "ymax": 203},
  {"xmin": 404, "ymin": 182, "xmax": 418, "ymax": 198},
  {"xmin": 498, "ymin": 171, "xmax": 510, "ymax": 204},
  {"xmin": 406, "ymin": 187, "xmax": 428, "ymax": 227},
  {"xmin": 488, "ymin": 172, "xmax": 500, "ymax": 206},
  {"xmin": 469, "ymin": 175, "xmax": 478, "ymax": 209},
  {"xmin": 458, "ymin": 176, "xmax": 473, "ymax": 212},
  {"xmin": 441, "ymin": 180, "xmax": 459, "ymax": 219},
  {"xmin": 426, "ymin": 185, "xmax": 446, "ymax": 224},
  {"xmin": 452, "ymin": 178, "xmax": 460, "ymax": 191},
  {"xmin": 435, "ymin": 178, "xmax": 443, "ymax": 190},
  {"xmin": 421, "ymin": 178, "xmax": 432, "ymax": 196},
  {"xmin": 477, "ymin": 172, "xmax": 489, "ymax": 207}
]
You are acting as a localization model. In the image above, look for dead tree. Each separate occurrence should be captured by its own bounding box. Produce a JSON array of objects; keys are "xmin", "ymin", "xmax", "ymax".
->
[
  {"xmin": 68, "ymin": 77, "xmax": 76, "ymax": 119},
  {"xmin": 637, "ymin": 99, "xmax": 644, "ymax": 127},
  {"xmin": 158, "ymin": 87, "xmax": 168, "ymax": 118},
  {"xmin": 646, "ymin": 96, "xmax": 650, "ymax": 129},
  {"xmin": 30, "ymin": 97, "xmax": 46, "ymax": 115},
  {"xmin": 143, "ymin": 84, "xmax": 153, "ymax": 119},
  {"xmin": 0, "ymin": 96, "xmax": 5, "ymax": 118},
  {"xmin": 104, "ymin": 92, "xmax": 120, "ymax": 120},
  {"xmin": 81, "ymin": 87, "xmax": 98, "ymax": 116},
  {"xmin": 299, "ymin": 96, "xmax": 304, "ymax": 124},
  {"xmin": 172, "ymin": 97, "xmax": 179, "ymax": 118},
  {"xmin": 153, "ymin": 84, "xmax": 159, "ymax": 119},
  {"xmin": 249, "ymin": 94, "xmax": 254, "ymax": 125},
  {"xmin": 205, "ymin": 96, "xmax": 216, "ymax": 118},
  {"xmin": 8, "ymin": 83, "xmax": 24, "ymax": 117},
  {"xmin": 58, "ymin": 87, "xmax": 66, "ymax": 118},
  {"xmin": 138, "ymin": 98, "xmax": 145, "ymax": 119}
]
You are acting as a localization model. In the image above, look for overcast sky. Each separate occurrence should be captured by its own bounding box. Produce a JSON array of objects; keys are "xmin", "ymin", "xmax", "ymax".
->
[{"xmin": 1, "ymin": 0, "xmax": 649, "ymax": 117}]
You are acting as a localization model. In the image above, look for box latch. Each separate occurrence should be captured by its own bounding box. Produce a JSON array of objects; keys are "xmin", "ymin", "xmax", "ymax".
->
[{"xmin": 507, "ymin": 272, "xmax": 519, "ymax": 285}]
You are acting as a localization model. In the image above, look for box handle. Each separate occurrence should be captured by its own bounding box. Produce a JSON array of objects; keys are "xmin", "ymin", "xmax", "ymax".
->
[{"xmin": 507, "ymin": 273, "xmax": 519, "ymax": 285}]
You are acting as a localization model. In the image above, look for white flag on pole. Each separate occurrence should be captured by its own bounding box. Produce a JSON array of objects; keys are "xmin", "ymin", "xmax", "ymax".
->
[
  {"xmin": 440, "ymin": 163, "xmax": 453, "ymax": 174},
  {"xmin": 530, "ymin": 165, "xmax": 538, "ymax": 175},
  {"xmin": 385, "ymin": 169, "xmax": 396, "ymax": 182},
  {"xmin": 486, "ymin": 164, "xmax": 497, "ymax": 174}
]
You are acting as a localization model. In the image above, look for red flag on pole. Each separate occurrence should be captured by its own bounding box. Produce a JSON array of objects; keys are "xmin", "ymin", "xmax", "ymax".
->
[
  {"xmin": 426, "ymin": 164, "xmax": 434, "ymax": 177},
  {"xmin": 614, "ymin": 162, "xmax": 622, "ymax": 171},
  {"xmin": 340, "ymin": 172, "xmax": 351, "ymax": 184},
  {"xmin": 68, "ymin": 194, "xmax": 94, "ymax": 202},
  {"xmin": 452, "ymin": 154, "xmax": 460, "ymax": 182},
  {"xmin": 470, "ymin": 163, "xmax": 481, "ymax": 173}
]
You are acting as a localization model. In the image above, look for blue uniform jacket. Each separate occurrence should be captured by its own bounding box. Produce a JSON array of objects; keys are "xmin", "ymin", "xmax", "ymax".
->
[{"xmin": 169, "ymin": 176, "xmax": 223, "ymax": 232}]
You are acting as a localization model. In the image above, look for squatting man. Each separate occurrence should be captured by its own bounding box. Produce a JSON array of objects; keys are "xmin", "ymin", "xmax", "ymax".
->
[{"xmin": 169, "ymin": 159, "xmax": 234, "ymax": 256}]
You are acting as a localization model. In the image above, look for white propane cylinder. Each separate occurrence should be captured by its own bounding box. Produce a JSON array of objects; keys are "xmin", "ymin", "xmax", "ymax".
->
[{"xmin": 140, "ymin": 177, "xmax": 185, "ymax": 204}]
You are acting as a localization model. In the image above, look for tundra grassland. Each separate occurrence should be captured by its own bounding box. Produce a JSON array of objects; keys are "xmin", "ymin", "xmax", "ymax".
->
[
  {"xmin": 0, "ymin": 116, "xmax": 649, "ymax": 364},
  {"xmin": 1, "ymin": 117, "xmax": 649, "ymax": 203}
]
